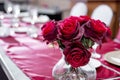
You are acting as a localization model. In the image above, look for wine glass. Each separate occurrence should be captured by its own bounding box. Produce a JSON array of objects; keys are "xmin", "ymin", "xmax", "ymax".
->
[
  {"xmin": 27, "ymin": 5, "xmax": 38, "ymax": 38},
  {"xmin": 0, "ymin": 12, "xmax": 10, "ymax": 37},
  {"xmin": 12, "ymin": 4, "xmax": 20, "ymax": 18},
  {"xmin": 90, "ymin": 42, "xmax": 102, "ymax": 69},
  {"xmin": 92, "ymin": 42, "xmax": 101, "ymax": 58},
  {"xmin": 0, "ymin": 12, "xmax": 4, "ymax": 20},
  {"xmin": 12, "ymin": 4, "xmax": 20, "ymax": 27},
  {"xmin": 4, "ymin": 0, "xmax": 13, "ymax": 14},
  {"xmin": 28, "ymin": 5, "xmax": 38, "ymax": 25}
]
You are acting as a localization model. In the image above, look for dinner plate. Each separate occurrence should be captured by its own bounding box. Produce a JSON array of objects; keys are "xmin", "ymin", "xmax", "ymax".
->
[
  {"xmin": 12, "ymin": 27, "xmax": 28, "ymax": 33},
  {"xmin": 4, "ymin": 12, "xmax": 29, "ymax": 18},
  {"xmin": 39, "ymin": 15, "xmax": 50, "ymax": 23},
  {"xmin": 22, "ymin": 15, "xmax": 50, "ymax": 23},
  {"xmin": 104, "ymin": 50, "xmax": 120, "ymax": 66}
]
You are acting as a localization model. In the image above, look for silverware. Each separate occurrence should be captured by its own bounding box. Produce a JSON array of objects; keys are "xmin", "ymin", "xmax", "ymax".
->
[
  {"xmin": 104, "ymin": 76, "xmax": 120, "ymax": 80},
  {"xmin": 102, "ymin": 63, "xmax": 120, "ymax": 75}
]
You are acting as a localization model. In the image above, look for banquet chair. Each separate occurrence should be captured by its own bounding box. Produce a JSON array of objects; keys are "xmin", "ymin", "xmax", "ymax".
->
[
  {"xmin": 70, "ymin": 2, "xmax": 88, "ymax": 17},
  {"xmin": 91, "ymin": 4, "xmax": 113, "ymax": 59},
  {"xmin": 91, "ymin": 4, "xmax": 113, "ymax": 26},
  {"xmin": 114, "ymin": 26, "xmax": 120, "ymax": 43}
]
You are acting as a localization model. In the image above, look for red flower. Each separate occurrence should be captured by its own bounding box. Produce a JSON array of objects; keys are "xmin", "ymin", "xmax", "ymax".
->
[
  {"xmin": 68, "ymin": 16, "xmax": 91, "ymax": 25},
  {"xmin": 78, "ymin": 16, "xmax": 91, "ymax": 25},
  {"xmin": 102, "ymin": 27, "xmax": 112, "ymax": 42},
  {"xmin": 41, "ymin": 16, "xmax": 112, "ymax": 68},
  {"xmin": 41, "ymin": 20, "xmax": 58, "ymax": 42},
  {"xmin": 68, "ymin": 16, "xmax": 80, "ymax": 21},
  {"xmin": 83, "ymin": 19, "xmax": 111, "ymax": 44},
  {"xmin": 63, "ymin": 42, "xmax": 91, "ymax": 68},
  {"xmin": 58, "ymin": 17, "xmax": 84, "ymax": 42}
]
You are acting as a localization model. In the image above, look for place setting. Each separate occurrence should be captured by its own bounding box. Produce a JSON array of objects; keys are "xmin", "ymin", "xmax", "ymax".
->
[
  {"xmin": 21, "ymin": 15, "xmax": 50, "ymax": 24},
  {"xmin": 0, "ymin": 0, "xmax": 120, "ymax": 80},
  {"xmin": 104, "ymin": 50, "xmax": 120, "ymax": 66}
]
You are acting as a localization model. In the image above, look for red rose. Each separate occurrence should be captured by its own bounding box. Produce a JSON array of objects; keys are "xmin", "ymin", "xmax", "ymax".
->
[
  {"xmin": 68, "ymin": 16, "xmax": 91, "ymax": 25},
  {"xmin": 91, "ymin": 20, "xmax": 108, "ymax": 33},
  {"xmin": 41, "ymin": 20, "xmax": 58, "ymax": 42},
  {"xmin": 78, "ymin": 16, "xmax": 91, "ymax": 25},
  {"xmin": 102, "ymin": 27, "xmax": 112, "ymax": 42},
  {"xmin": 58, "ymin": 17, "xmax": 84, "ymax": 42},
  {"xmin": 83, "ymin": 19, "xmax": 109, "ymax": 44},
  {"xmin": 68, "ymin": 16, "xmax": 80, "ymax": 21},
  {"xmin": 63, "ymin": 42, "xmax": 91, "ymax": 68}
]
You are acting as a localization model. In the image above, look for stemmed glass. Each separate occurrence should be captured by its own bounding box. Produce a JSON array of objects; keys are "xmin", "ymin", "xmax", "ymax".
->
[
  {"xmin": 27, "ymin": 5, "xmax": 38, "ymax": 38},
  {"xmin": 29, "ymin": 5, "xmax": 38, "ymax": 25},
  {"xmin": 4, "ymin": 0, "xmax": 13, "ymax": 14},
  {"xmin": 92, "ymin": 42, "xmax": 101, "ymax": 58},
  {"xmin": 90, "ymin": 42, "xmax": 102, "ymax": 69},
  {"xmin": 0, "ymin": 12, "xmax": 4, "ymax": 20},
  {"xmin": 12, "ymin": 4, "xmax": 20, "ymax": 27},
  {"xmin": 0, "ymin": 12, "xmax": 10, "ymax": 37},
  {"xmin": 12, "ymin": 4, "xmax": 20, "ymax": 18}
]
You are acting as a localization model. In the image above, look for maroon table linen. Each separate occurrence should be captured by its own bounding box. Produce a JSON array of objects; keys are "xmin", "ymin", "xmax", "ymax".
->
[{"xmin": 0, "ymin": 35, "xmax": 120, "ymax": 80}]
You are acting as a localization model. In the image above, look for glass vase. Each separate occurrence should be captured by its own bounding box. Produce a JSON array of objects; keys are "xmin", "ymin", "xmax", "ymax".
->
[{"xmin": 52, "ymin": 53, "xmax": 96, "ymax": 80}]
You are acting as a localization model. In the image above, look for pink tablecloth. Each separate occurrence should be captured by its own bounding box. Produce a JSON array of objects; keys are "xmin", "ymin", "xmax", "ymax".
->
[
  {"xmin": 0, "ymin": 35, "xmax": 120, "ymax": 80},
  {"xmin": 116, "ymin": 27, "xmax": 120, "ymax": 41},
  {"xmin": 0, "ymin": 36, "xmax": 61, "ymax": 80},
  {"xmin": 0, "ymin": 15, "xmax": 120, "ymax": 80},
  {"xmin": 96, "ymin": 41, "xmax": 120, "ymax": 79}
]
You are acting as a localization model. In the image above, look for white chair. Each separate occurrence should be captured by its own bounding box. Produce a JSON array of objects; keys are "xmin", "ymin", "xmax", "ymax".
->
[
  {"xmin": 91, "ymin": 4, "xmax": 113, "ymax": 26},
  {"xmin": 114, "ymin": 26, "xmax": 120, "ymax": 43},
  {"xmin": 70, "ymin": 2, "xmax": 88, "ymax": 17}
]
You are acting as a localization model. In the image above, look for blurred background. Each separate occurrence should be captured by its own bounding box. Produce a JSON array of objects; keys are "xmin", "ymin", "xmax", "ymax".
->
[
  {"xmin": 0, "ymin": 0, "xmax": 119, "ymax": 38},
  {"xmin": 0, "ymin": 0, "xmax": 120, "ymax": 80}
]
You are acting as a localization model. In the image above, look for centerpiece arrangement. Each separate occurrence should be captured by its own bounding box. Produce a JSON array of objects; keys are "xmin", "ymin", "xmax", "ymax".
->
[{"xmin": 41, "ymin": 16, "xmax": 111, "ymax": 80}]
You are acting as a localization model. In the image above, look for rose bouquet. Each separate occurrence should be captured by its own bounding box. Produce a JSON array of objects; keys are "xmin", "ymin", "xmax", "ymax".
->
[{"xmin": 41, "ymin": 16, "xmax": 111, "ymax": 68}]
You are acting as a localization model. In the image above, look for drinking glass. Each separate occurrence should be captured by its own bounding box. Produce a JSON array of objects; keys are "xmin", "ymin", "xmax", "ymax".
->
[
  {"xmin": 92, "ymin": 43, "xmax": 101, "ymax": 58},
  {"xmin": 12, "ymin": 4, "xmax": 20, "ymax": 27},
  {"xmin": 28, "ymin": 5, "xmax": 38, "ymax": 25},
  {"xmin": 0, "ymin": 12, "xmax": 4, "ymax": 20},
  {"xmin": 27, "ymin": 5, "xmax": 38, "ymax": 38},
  {"xmin": 4, "ymin": 0, "xmax": 13, "ymax": 14},
  {"xmin": 12, "ymin": 4, "xmax": 20, "ymax": 18}
]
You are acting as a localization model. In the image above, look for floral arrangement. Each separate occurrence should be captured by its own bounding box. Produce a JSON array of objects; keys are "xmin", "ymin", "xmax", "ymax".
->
[{"xmin": 41, "ymin": 16, "xmax": 111, "ymax": 68}]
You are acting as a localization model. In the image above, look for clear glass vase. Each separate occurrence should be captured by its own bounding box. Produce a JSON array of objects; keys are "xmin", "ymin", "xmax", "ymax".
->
[{"xmin": 52, "ymin": 54, "xmax": 96, "ymax": 80}]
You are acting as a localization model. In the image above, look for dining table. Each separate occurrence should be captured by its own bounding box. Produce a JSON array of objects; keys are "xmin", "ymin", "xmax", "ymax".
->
[{"xmin": 0, "ymin": 13, "xmax": 120, "ymax": 80}]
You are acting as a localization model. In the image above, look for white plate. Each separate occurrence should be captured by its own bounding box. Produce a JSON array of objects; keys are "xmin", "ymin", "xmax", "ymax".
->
[
  {"xmin": 104, "ymin": 50, "xmax": 120, "ymax": 66},
  {"xmin": 22, "ymin": 15, "xmax": 50, "ymax": 23},
  {"xmin": 22, "ymin": 17, "xmax": 39, "ymax": 23},
  {"xmin": 0, "ymin": 27, "xmax": 10, "ymax": 37},
  {"xmin": 89, "ymin": 58, "xmax": 101, "ymax": 68},
  {"xmin": 4, "ymin": 12, "xmax": 29, "ymax": 18},
  {"xmin": 11, "ymin": 27, "xmax": 28, "ymax": 32},
  {"xmin": 38, "ymin": 15, "xmax": 50, "ymax": 23}
]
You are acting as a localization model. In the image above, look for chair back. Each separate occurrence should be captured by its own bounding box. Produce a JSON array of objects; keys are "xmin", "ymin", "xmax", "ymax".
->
[
  {"xmin": 91, "ymin": 4, "xmax": 113, "ymax": 26},
  {"xmin": 70, "ymin": 2, "xmax": 88, "ymax": 17}
]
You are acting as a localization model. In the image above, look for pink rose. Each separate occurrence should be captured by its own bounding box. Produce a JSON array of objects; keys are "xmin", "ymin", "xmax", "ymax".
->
[
  {"xmin": 41, "ymin": 20, "xmax": 58, "ymax": 42},
  {"xmin": 63, "ymin": 41, "xmax": 91, "ymax": 68}
]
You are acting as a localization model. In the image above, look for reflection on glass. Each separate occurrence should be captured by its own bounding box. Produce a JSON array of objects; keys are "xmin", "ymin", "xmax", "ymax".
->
[
  {"xmin": 27, "ymin": 5, "xmax": 38, "ymax": 38},
  {"xmin": 92, "ymin": 43, "xmax": 101, "ymax": 58},
  {"xmin": 0, "ymin": 12, "xmax": 4, "ymax": 20},
  {"xmin": 28, "ymin": 5, "xmax": 38, "ymax": 25},
  {"xmin": 12, "ymin": 4, "xmax": 20, "ymax": 27},
  {"xmin": 13, "ymin": 4, "xmax": 20, "ymax": 18},
  {"xmin": 4, "ymin": 0, "xmax": 13, "ymax": 14}
]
